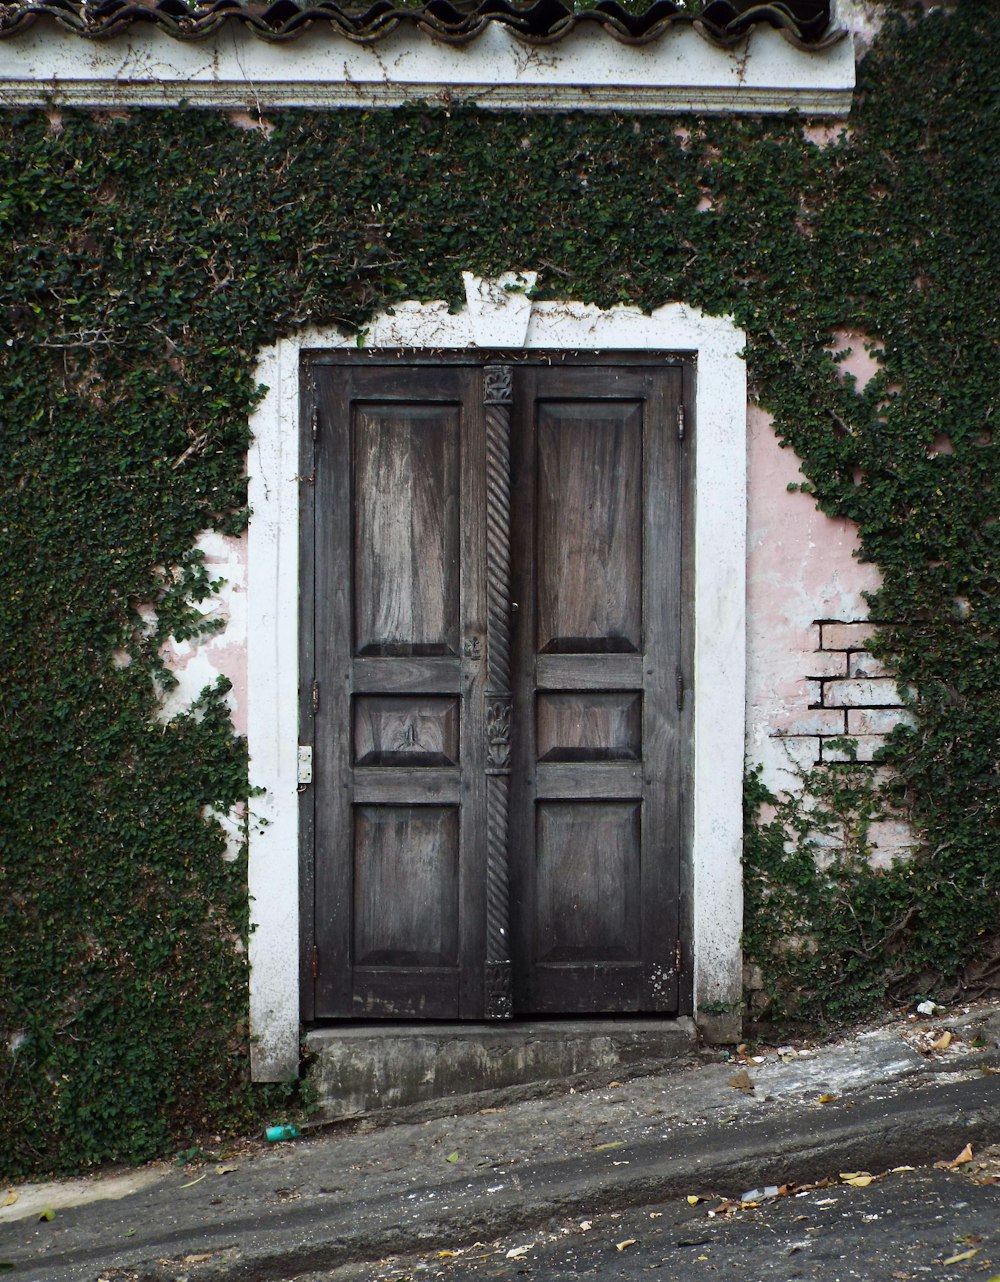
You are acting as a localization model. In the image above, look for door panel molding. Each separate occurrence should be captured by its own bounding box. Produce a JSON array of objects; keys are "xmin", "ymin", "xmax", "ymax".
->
[{"xmin": 246, "ymin": 278, "xmax": 746, "ymax": 1081}]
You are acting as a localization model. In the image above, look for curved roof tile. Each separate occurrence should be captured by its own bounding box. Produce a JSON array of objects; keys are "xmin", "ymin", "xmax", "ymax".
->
[{"xmin": 0, "ymin": 0, "xmax": 841, "ymax": 50}]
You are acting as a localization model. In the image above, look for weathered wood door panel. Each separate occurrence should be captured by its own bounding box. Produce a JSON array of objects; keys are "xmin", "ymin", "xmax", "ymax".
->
[
  {"xmin": 310, "ymin": 364, "xmax": 487, "ymax": 1019},
  {"xmin": 305, "ymin": 357, "xmax": 685, "ymax": 1021},
  {"xmin": 509, "ymin": 365, "xmax": 684, "ymax": 1014}
]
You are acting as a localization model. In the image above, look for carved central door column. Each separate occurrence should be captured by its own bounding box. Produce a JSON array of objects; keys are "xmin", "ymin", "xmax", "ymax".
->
[{"xmin": 483, "ymin": 364, "xmax": 514, "ymax": 1018}]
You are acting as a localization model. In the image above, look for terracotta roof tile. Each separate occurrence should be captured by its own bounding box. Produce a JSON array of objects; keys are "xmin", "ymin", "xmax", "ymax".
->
[{"xmin": 0, "ymin": 0, "xmax": 840, "ymax": 50}]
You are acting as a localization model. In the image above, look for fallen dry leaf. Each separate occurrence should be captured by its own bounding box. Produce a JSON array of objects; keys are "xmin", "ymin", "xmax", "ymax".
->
[
  {"xmin": 729, "ymin": 1068, "xmax": 754, "ymax": 1093},
  {"xmin": 445, "ymin": 1151, "xmax": 460, "ymax": 1164},
  {"xmin": 616, "ymin": 1239, "xmax": 637, "ymax": 1252},
  {"xmin": 937, "ymin": 1144, "xmax": 974, "ymax": 1171},
  {"xmin": 942, "ymin": 1248, "xmax": 978, "ymax": 1265},
  {"xmin": 594, "ymin": 1141, "xmax": 625, "ymax": 1153},
  {"xmin": 686, "ymin": 1195, "xmax": 701, "ymax": 1205},
  {"xmin": 932, "ymin": 1030, "xmax": 953, "ymax": 1051},
  {"xmin": 182, "ymin": 1255, "xmax": 214, "ymax": 1266},
  {"xmin": 818, "ymin": 1093, "xmax": 837, "ymax": 1104},
  {"xmin": 1, "ymin": 1192, "xmax": 16, "ymax": 1208},
  {"xmin": 214, "ymin": 1164, "xmax": 239, "ymax": 1175},
  {"xmin": 579, "ymin": 1220, "xmax": 592, "ymax": 1231},
  {"xmin": 506, "ymin": 1245, "xmax": 532, "ymax": 1260},
  {"xmin": 839, "ymin": 1173, "xmax": 874, "ymax": 1187}
]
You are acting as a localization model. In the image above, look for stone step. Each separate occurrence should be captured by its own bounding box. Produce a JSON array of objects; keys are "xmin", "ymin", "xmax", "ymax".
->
[{"xmin": 305, "ymin": 1018, "xmax": 698, "ymax": 1121}]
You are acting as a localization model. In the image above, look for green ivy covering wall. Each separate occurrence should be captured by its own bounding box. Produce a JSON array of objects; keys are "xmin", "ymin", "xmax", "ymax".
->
[{"xmin": 1, "ymin": 0, "xmax": 997, "ymax": 1175}]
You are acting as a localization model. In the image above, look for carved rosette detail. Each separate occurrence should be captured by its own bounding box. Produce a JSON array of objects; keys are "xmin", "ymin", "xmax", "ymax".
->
[
  {"xmin": 484, "ymin": 365, "xmax": 513, "ymax": 1018},
  {"xmin": 485, "ymin": 959, "xmax": 513, "ymax": 1019},
  {"xmin": 486, "ymin": 697, "xmax": 512, "ymax": 772},
  {"xmin": 483, "ymin": 364, "xmax": 513, "ymax": 406}
]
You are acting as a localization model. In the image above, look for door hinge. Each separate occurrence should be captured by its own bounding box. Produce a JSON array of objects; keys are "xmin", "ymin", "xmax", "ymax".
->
[
  {"xmin": 677, "ymin": 403, "xmax": 686, "ymax": 441},
  {"xmin": 675, "ymin": 940, "xmax": 683, "ymax": 973},
  {"xmin": 311, "ymin": 680, "xmax": 320, "ymax": 714},
  {"xmin": 675, "ymin": 669, "xmax": 684, "ymax": 710},
  {"xmin": 310, "ymin": 945, "xmax": 320, "ymax": 980},
  {"xmin": 311, "ymin": 406, "xmax": 320, "ymax": 441},
  {"xmin": 297, "ymin": 745, "xmax": 313, "ymax": 787}
]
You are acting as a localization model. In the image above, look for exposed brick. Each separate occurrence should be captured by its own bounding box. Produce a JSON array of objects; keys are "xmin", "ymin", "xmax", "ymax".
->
[
  {"xmin": 820, "ymin": 621, "xmax": 877, "ymax": 651},
  {"xmin": 847, "ymin": 707, "xmax": 916, "ymax": 735},
  {"xmin": 774, "ymin": 735, "xmax": 821, "ymax": 769},
  {"xmin": 868, "ymin": 819, "xmax": 917, "ymax": 849},
  {"xmin": 820, "ymin": 735, "xmax": 886, "ymax": 763},
  {"xmin": 824, "ymin": 677, "xmax": 903, "ymax": 707},
  {"xmin": 849, "ymin": 650, "xmax": 889, "ymax": 678},
  {"xmin": 784, "ymin": 708, "xmax": 847, "ymax": 736},
  {"xmin": 806, "ymin": 827, "xmax": 845, "ymax": 849},
  {"xmin": 805, "ymin": 650, "xmax": 849, "ymax": 679},
  {"xmin": 867, "ymin": 820, "xmax": 919, "ymax": 869}
]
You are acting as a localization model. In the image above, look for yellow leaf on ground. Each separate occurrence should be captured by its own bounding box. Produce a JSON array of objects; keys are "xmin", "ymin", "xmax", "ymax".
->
[
  {"xmin": 840, "ymin": 1173, "xmax": 874, "ymax": 1187},
  {"xmin": 932, "ymin": 1031, "xmax": 953, "ymax": 1051},
  {"xmin": 942, "ymin": 1248, "xmax": 979, "ymax": 1265},
  {"xmin": 818, "ymin": 1094, "xmax": 837, "ymax": 1104},
  {"xmin": 1, "ymin": 1192, "xmax": 16, "ymax": 1208},
  {"xmin": 952, "ymin": 1143, "xmax": 974, "ymax": 1166},
  {"xmin": 616, "ymin": 1239, "xmax": 637, "ymax": 1251},
  {"xmin": 594, "ymin": 1141, "xmax": 625, "ymax": 1152},
  {"xmin": 687, "ymin": 1195, "xmax": 701, "ymax": 1205}
]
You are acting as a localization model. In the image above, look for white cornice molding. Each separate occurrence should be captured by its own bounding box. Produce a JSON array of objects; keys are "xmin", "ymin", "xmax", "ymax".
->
[{"xmin": 0, "ymin": 22, "xmax": 855, "ymax": 114}]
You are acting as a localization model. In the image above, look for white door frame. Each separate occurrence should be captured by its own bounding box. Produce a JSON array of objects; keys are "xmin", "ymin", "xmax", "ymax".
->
[{"xmin": 247, "ymin": 272, "xmax": 746, "ymax": 1079}]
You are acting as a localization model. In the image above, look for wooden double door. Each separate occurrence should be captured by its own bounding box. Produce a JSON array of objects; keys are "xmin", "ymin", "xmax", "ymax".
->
[{"xmin": 301, "ymin": 354, "xmax": 689, "ymax": 1022}]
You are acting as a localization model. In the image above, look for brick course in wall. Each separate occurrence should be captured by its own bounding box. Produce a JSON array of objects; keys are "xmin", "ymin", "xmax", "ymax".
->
[
  {"xmin": 770, "ymin": 619, "xmax": 919, "ymax": 868},
  {"xmin": 775, "ymin": 620, "xmax": 915, "ymax": 766}
]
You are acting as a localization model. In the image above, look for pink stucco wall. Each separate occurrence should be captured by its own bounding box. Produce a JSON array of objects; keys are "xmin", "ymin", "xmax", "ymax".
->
[
  {"xmin": 159, "ymin": 528, "xmax": 249, "ymax": 739},
  {"xmin": 746, "ymin": 404, "xmax": 882, "ymax": 786}
]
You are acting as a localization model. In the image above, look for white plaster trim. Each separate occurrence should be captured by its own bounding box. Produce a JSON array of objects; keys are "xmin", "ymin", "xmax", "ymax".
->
[
  {"xmin": 247, "ymin": 273, "xmax": 746, "ymax": 1080},
  {"xmin": 0, "ymin": 23, "xmax": 853, "ymax": 114},
  {"xmin": 246, "ymin": 339, "xmax": 304, "ymax": 1081}
]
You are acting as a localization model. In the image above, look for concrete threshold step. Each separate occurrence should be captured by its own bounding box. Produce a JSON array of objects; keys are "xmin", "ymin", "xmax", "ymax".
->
[{"xmin": 304, "ymin": 1018, "xmax": 698, "ymax": 1121}]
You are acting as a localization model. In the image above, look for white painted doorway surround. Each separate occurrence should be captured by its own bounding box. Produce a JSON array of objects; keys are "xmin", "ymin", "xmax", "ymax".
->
[{"xmin": 247, "ymin": 273, "xmax": 747, "ymax": 1080}]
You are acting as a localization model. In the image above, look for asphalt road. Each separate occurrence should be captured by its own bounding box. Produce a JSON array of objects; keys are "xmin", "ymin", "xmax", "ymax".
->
[{"xmin": 319, "ymin": 1165, "xmax": 1000, "ymax": 1282}]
